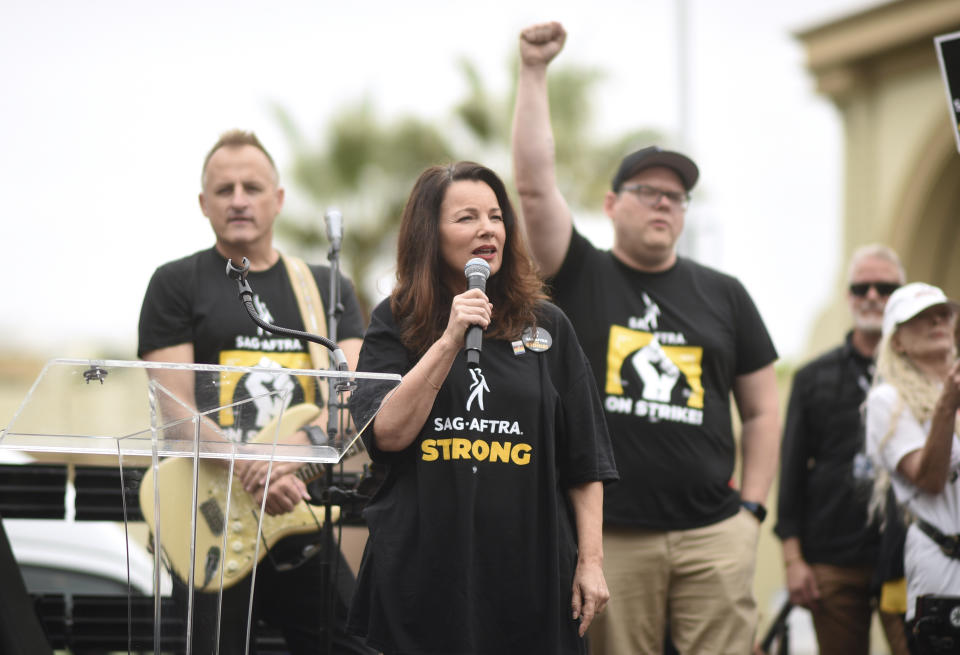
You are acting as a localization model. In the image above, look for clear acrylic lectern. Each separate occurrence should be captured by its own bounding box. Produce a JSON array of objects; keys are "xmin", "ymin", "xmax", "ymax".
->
[{"xmin": 0, "ymin": 358, "xmax": 401, "ymax": 655}]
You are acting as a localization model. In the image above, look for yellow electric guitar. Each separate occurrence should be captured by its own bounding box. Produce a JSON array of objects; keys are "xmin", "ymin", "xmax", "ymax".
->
[{"xmin": 138, "ymin": 403, "xmax": 340, "ymax": 592}]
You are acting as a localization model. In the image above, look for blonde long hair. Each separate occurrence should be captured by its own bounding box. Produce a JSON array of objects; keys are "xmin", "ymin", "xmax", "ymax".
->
[{"xmin": 868, "ymin": 330, "xmax": 960, "ymax": 524}]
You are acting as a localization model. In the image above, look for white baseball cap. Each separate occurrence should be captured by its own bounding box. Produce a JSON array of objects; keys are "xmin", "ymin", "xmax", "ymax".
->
[{"xmin": 882, "ymin": 282, "xmax": 957, "ymax": 337}]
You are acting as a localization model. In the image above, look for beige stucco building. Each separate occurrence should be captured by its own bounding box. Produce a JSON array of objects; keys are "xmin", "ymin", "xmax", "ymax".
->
[
  {"xmin": 750, "ymin": 2, "xmax": 960, "ymax": 645},
  {"xmin": 798, "ymin": 0, "xmax": 960, "ymax": 356}
]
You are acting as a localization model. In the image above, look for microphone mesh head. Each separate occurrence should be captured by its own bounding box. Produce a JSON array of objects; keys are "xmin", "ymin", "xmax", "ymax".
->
[{"xmin": 464, "ymin": 257, "xmax": 490, "ymax": 280}]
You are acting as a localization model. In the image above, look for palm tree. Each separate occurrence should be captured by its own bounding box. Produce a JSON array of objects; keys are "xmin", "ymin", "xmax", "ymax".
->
[
  {"xmin": 273, "ymin": 98, "xmax": 454, "ymax": 315},
  {"xmin": 273, "ymin": 53, "xmax": 661, "ymax": 317}
]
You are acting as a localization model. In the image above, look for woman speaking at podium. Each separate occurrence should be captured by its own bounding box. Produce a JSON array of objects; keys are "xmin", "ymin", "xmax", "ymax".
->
[{"xmin": 348, "ymin": 161, "xmax": 617, "ymax": 655}]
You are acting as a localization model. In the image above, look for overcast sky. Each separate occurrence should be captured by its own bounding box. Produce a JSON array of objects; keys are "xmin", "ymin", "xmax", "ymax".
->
[{"xmin": 1, "ymin": 0, "xmax": 884, "ymax": 361}]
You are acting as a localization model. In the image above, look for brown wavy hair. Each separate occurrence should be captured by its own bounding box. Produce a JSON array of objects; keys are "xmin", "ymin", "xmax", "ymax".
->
[{"xmin": 391, "ymin": 162, "xmax": 546, "ymax": 356}]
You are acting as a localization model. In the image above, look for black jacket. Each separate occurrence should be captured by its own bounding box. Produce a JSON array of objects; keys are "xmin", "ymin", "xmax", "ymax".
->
[{"xmin": 775, "ymin": 332, "xmax": 880, "ymax": 566}]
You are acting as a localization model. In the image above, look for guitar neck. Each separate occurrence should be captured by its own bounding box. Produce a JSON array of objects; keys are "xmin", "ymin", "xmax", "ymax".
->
[
  {"xmin": 296, "ymin": 461, "xmax": 325, "ymax": 484},
  {"xmin": 293, "ymin": 441, "xmax": 361, "ymax": 485}
]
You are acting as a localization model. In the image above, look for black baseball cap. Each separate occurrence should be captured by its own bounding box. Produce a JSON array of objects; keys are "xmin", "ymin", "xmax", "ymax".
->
[{"xmin": 611, "ymin": 146, "xmax": 699, "ymax": 192}]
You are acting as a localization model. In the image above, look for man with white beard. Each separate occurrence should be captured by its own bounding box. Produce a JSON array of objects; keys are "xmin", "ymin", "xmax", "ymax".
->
[{"xmin": 775, "ymin": 244, "xmax": 909, "ymax": 655}]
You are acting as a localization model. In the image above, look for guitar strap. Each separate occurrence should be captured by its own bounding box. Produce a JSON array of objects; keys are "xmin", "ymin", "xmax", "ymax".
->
[
  {"xmin": 281, "ymin": 253, "xmax": 358, "ymax": 454},
  {"xmin": 280, "ymin": 253, "xmax": 330, "ymax": 373}
]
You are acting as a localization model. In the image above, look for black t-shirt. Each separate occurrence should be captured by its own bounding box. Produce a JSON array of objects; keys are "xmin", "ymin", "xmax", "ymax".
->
[
  {"xmin": 550, "ymin": 229, "xmax": 777, "ymax": 530},
  {"xmin": 138, "ymin": 247, "xmax": 365, "ymax": 441},
  {"xmin": 347, "ymin": 299, "xmax": 617, "ymax": 655}
]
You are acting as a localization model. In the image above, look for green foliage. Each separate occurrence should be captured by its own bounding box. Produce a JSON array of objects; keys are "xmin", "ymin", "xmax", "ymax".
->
[
  {"xmin": 273, "ymin": 51, "xmax": 661, "ymax": 319},
  {"xmin": 454, "ymin": 58, "xmax": 502, "ymax": 143}
]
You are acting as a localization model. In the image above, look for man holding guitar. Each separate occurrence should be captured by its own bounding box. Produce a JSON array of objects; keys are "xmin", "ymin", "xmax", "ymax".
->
[{"xmin": 137, "ymin": 130, "xmax": 372, "ymax": 654}]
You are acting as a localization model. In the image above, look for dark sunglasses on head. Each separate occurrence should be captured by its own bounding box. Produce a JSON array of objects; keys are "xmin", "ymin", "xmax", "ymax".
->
[{"xmin": 849, "ymin": 282, "xmax": 900, "ymax": 297}]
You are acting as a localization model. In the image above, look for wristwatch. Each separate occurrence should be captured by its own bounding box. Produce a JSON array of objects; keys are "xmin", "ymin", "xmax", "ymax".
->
[{"xmin": 741, "ymin": 501, "xmax": 767, "ymax": 523}]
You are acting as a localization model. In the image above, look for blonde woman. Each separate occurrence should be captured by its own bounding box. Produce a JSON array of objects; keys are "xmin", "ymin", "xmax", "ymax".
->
[{"xmin": 866, "ymin": 283, "xmax": 960, "ymax": 633}]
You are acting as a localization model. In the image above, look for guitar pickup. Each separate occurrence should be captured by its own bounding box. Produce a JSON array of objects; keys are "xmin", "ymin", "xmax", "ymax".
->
[{"xmin": 199, "ymin": 498, "xmax": 225, "ymax": 536}]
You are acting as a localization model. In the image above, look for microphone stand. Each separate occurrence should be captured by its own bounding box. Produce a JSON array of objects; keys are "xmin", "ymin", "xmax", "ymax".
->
[
  {"xmin": 322, "ymin": 228, "xmax": 345, "ymax": 655},
  {"xmin": 225, "ymin": 256, "xmax": 363, "ymax": 655},
  {"xmin": 757, "ymin": 599, "xmax": 793, "ymax": 654},
  {"xmin": 225, "ymin": 257, "xmax": 349, "ymax": 372}
]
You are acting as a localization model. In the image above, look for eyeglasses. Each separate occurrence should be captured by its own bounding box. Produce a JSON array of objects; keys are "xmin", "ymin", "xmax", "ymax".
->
[
  {"xmin": 849, "ymin": 282, "xmax": 900, "ymax": 297},
  {"xmin": 620, "ymin": 184, "xmax": 689, "ymax": 210}
]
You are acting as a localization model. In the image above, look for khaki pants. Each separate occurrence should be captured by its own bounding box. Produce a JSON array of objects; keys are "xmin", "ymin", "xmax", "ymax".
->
[
  {"xmin": 589, "ymin": 509, "xmax": 759, "ymax": 655},
  {"xmin": 809, "ymin": 564, "xmax": 910, "ymax": 655}
]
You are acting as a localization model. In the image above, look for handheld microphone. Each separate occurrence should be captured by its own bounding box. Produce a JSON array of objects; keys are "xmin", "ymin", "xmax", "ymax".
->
[
  {"xmin": 464, "ymin": 257, "xmax": 490, "ymax": 368},
  {"xmin": 325, "ymin": 208, "xmax": 343, "ymax": 252}
]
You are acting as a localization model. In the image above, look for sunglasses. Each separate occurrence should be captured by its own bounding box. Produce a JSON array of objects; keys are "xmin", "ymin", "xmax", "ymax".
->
[{"xmin": 849, "ymin": 282, "xmax": 900, "ymax": 297}]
